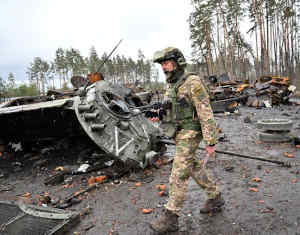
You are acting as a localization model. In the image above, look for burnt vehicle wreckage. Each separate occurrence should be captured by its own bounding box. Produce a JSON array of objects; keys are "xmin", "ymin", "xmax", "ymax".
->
[
  {"xmin": 0, "ymin": 72, "xmax": 298, "ymax": 170},
  {"xmin": 0, "ymin": 39, "xmax": 164, "ymax": 170},
  {"xmin": 206, "ymin": 74, "xmax": 297, "ymax": 112},
  {"xmin": 0, "ymin": 44, "xmax": 300, "ymax": 233},
  {"xmin": 0, "ymin": 76, "xmax": 167, "ymax": 234},
  {"xmin": 0, "ymin": 75, "xmax": 295, "ymax": 168},
  {"xmin": 0, "ymin": 78, "xmax": 164, "ymax": 169}
]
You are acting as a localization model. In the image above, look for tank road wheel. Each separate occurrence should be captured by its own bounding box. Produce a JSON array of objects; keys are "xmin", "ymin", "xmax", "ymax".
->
[
  {"xmin": 258, "ymin": 131, "xmax": 292, "ymax": 143},
  {"xmin": 73, "ymin": 81, "xmax": 162, "ymax": 168},
  {"xmin": 256, "ymin": 119, "xmax": 293, "ymax": 131}
]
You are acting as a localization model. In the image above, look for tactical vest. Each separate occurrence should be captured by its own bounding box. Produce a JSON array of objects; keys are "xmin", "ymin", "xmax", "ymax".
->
[{"xmin": 171, "ymin": 73, "xmax": 202, "ymax": 132}]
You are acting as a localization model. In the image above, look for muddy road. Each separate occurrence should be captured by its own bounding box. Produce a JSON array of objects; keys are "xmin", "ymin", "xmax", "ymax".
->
[{"xmin": 0, "ymin": 105, "xmax": 300, "ymax": 235}]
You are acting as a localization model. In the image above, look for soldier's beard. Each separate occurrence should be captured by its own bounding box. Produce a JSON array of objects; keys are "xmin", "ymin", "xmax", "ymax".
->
[
  {"xmin": 165, "ymin": 69, "xmax": 184, "ymax": 83},
  {"xmin": 164, "ymin": 70, "xmax": 176, "ymax": 83}
]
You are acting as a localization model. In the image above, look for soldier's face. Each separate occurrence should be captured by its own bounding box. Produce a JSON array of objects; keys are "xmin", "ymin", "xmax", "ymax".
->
[
  {"xmin": 161, "ymin": 59, "xmax": 178, "ymax": 82},
  {"xmin": 161, "ymin": 60, "xmax": 176, "ymax": 73}
]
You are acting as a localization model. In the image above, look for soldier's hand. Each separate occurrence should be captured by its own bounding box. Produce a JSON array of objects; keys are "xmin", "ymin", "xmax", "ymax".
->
[
  {"xmin": 162, "ymin": 100, "xmax": 172, "ymax": 110},
  {"xmin": 205, "ymin": 145, "xmax": 216, "ymax": 157},
  {"xmin": 152, "ymin": 102, "xmax": 162, "ymax": 110}
]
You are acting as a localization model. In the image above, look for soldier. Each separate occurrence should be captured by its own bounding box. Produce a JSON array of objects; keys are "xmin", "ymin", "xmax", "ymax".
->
[{"xmin": 150, "ymin": 47, "xmax": 225, "ymax": 233}]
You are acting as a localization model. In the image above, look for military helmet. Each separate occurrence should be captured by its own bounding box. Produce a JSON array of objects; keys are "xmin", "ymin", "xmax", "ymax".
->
[{"xmin": 153, "ymin": 47, "xmax": 186, "ymax": 68}]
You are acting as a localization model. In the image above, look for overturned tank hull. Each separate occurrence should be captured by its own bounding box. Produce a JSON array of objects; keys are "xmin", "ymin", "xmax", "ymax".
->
[
  {"xmin": 0, "ymin": 98, "xmax": 81, "ymax": 143},
  {"xmin": 0, "ymin": 81, "xmax": 163, "ymax": 168}
]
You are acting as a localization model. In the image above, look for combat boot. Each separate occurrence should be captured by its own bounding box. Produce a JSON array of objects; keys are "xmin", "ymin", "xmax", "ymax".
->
[
  {"xmin": 200, "ymin": 193, "xmax": 225, "ymax": 214},
  {"xmin": 150, "ymin": 208, "xmax": 179, "ymax": 233}
]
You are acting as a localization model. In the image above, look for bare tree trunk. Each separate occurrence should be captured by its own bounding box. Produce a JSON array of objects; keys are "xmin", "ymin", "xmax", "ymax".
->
[
  {"xmin": 255, "ymin": 0, "xmax": 268, "ymax": 74},
  {"xmin": 36, "ymin": 78, "xmax": 40, "ymax": 95},
  {"xmin": 255, "ymin": 11, "xmax": 259, "ymax": 78},
  {"xmin": 216, "ymin": 10, "xmax": 223, "ymax": 75},
  {"xmin": 266, "ymin": 0, "xmax": 270, "ymax": 73},
  {"xmin": 218, "ymin": 2, "xmax": 232, "ymax": 76},
  {"xmin": 41, "ymin": 73, "xmax": 45, "ymax": 95},
  {"xmin": 204, "ymin": 24, "xmax": 214, "ymax": 75}
]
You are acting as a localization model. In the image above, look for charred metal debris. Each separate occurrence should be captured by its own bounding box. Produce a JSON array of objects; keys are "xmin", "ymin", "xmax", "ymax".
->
[
  {"xmin": 0, "ymin": 72, "xmax": 298, "ymax": 168},
  {"xmin": 206, "ymin": 74, "xmax": 298, "ymax": 113},
  {"xmin": 0, "ymin": 78, "xmax": 165, "ymax": 169},
  {"xmin": 0, "ymin": 200, "xmax": 80, "ymax": 235}
]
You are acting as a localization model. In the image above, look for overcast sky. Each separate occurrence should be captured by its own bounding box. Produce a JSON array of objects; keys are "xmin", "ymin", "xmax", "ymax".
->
[{"xmin": 0, "ymin": 0, "xmax": 193, "ymax": 82}]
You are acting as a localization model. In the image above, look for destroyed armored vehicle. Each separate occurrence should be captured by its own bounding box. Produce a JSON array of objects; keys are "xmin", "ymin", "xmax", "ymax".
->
[
  {"xmin": 0, "ymin": 79, "xmax": 164, "ymax": 168},
  {"xmin": 204, "ymin": 73, "xmax": 297, "ymax": 110}
]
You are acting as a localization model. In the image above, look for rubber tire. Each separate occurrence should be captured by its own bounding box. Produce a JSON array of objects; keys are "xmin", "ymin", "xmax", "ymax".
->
[
  {"xmin": 256, "ymin": 119, "xmax": 293, "ymax": 131},
  {"xmin": 258, "ymin": 131, "xmax": 292, "ymax": 143}
]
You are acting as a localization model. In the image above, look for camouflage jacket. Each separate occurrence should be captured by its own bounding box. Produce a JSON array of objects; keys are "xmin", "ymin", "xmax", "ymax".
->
[{"xmin": 164, "ymin": 72, "xmax": 217, "ymax": 145}]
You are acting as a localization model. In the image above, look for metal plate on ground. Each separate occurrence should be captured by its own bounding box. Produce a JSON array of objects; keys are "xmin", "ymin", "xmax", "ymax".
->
[{"xmin": 0, "ymin": 201, "xmax": 80, "ymax": 235}]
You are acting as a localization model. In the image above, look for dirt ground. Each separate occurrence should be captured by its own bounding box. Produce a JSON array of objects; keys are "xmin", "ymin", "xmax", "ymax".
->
[{"xmin": 1, "ymin": 105, "xmax": 300, "ymax": 235}]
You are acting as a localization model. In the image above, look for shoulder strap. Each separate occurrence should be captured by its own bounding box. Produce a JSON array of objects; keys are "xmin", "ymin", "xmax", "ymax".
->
[{"xmin": 174, "ymin": 72, "xmax": 197, "ymax": 91}]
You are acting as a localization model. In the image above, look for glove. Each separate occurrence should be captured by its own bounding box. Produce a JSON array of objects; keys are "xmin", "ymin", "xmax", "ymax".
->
[
  {"xmin": 152, "ymin": 102, "xmax": 162, "ymax": 110},
  {"xmin": 162, "ymin": 100, "xmax": 172, "ymax": 110},
  {"xmin": 158, "ymin": 108, "xmax": 166, "ymax": 120}
]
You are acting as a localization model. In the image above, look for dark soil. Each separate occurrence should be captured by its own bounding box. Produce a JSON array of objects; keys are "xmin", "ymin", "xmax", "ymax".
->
[{"xmin": 1, "ymin": 105, "xmax": 300, "ymax": 235}]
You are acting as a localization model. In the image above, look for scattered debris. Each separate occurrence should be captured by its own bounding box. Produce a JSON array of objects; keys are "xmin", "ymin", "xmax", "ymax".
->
[
  {"xmin": 284, "ymin": 152, "xmax": 294, "ymax": 158},
  {"xmin": 260, "ymin": 207, "xmax": 275, "ymax": 213},
  {"xmin": 249, "ymin": 187, "xmax": 259, "ymax": 192},
  {"xmin": 55, "ymin": 182, "xmax": 99, "ymax": 209},
  {"xmin": 142, "ymin": 208, "xmax": 153, "ymax": 214},
  {"xmin": 9, "ymin": 142, "xmax": 22, "ymax": 152},
  {"xmin": 252, "ymin": 177, "xmax": 262, "ymax": 182},
  {"xmin": 224, "ymin": 166, "xmax": 235, "ymax": 172},
  {"xmin": 77, "ymin": 163, "xmax": 91, "ymax": 173},
  {"xmin": 44, "ymin": 170, "xmax": 69, "ymax": 186},
  {"xmin": 158, "ymin": 191, "xmax": 168, "ymax": 197},
  {"xmin": 205, "ymin": 74, "xmax": 297, "ymax": 111},
  {"xmin": 0, "ymin": 200, "xmax": 80, "ymax": 234},
  {"xmin": 20, "ymin": 192, "xmax": 31, "ymax": 198},
  {"xmin": 244, "ymin": 116, "xmax": 252, "ymax": 123},
  {"xmin": 156, "ymin": 184, "xmax": 167, "ymax": 191},
  {"xmin": 38, "ymin": 192, "xmax": 51, "ymax": 205},
  {"xmin": 0, "ymin": 184, "xmax": 14, "ymax": 192}
]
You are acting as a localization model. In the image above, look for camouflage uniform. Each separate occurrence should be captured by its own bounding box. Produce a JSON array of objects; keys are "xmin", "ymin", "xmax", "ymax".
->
[
  {"xmin": 164, "ymin": 72, "xmax": 219, "ymax": 214},
  {"xmin": 150, "ymin": 47, "xmax": 222, "ymax": 233}
]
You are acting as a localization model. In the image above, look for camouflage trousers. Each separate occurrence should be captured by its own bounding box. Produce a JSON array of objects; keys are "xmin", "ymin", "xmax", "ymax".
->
[{"xmin": 165, "ymin": 129, "xmax": 219, "ymax": 213}]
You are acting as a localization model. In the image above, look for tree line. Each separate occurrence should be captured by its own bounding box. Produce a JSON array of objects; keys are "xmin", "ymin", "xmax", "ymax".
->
[
  {"xmin": 189, "ymin": 0, "xmax": 300, "ymax": 84},
  {"xmin": 0, "ymin": 73, "xmax": 39, "ymax": 102},
  {"xmin": 5, "ymin": 0, "xmax": 298, "ymax": 101},
  {"xmin": 0, "ymin": 47, "xmax": 157, "ymax": 101}
]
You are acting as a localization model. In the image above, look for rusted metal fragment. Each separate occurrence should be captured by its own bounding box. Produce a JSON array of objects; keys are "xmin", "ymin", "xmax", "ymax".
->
[{"xmin": 0, "ymin": 200, "xmax": 80, "ymax": 235}]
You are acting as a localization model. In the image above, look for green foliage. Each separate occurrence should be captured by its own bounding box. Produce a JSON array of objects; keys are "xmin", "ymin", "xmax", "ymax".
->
[
  {"xmin": 7, "ymin": 72, "xmax": 16, "ymax": 89},
  {"xmin": 87, "ymin": 46, "xmax": 100, "ymax": 73},
  {"xmin": 66, "ymin": 48, "xmax": 86, "ymax": 76},
  {"xmin": 0, "ymin": 77, "xmax": 7, "ymax": 102},
  {"xmin": 1, "ymin": 82, "xmax": 38, "ymax": 99},
  {"xmin": 27, "ymin": 57, "xmax": 51, "ymax": 95},
  {"xmin": 189, "ymin": 0, "xmax": 300, "ymax": 80},
  {"xmin": 14, "ymin": 83, "xmax": 39, "ymax": 97},
  {"xmin": 24, "ymin": 46, "xmax": 156, "ymax": 95}
]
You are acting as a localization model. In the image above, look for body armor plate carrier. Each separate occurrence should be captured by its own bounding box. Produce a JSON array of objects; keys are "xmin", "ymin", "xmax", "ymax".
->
[{"xmin": 171, "ymin": 73, "xmax": 202, "ymax": 132}]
